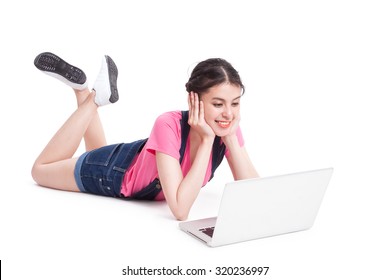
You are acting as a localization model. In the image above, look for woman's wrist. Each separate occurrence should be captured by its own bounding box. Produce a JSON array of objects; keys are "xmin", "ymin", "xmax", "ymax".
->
[
  {"xmin": 222, "ymin": 133, "xmax": 239, "ymax": 147},
  {"xmin": 201, "ymin": 134, "xmax": 215, "ymax": 144}
]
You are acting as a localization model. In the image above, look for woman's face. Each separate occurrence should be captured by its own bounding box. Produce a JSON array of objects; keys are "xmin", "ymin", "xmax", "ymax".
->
[{"xmin": 200, "ymin": 83, "xmax": 242, "ymax": 137}]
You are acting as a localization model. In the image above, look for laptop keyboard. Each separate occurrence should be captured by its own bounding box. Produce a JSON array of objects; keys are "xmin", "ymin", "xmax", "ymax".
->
[{"xmin": 199, "ymin": 227, "xmax": 215, "ymax": 237}]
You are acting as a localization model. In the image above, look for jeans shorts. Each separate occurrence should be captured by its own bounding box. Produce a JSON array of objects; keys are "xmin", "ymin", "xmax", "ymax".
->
[{"xmin": 74, "ymin": 140, "xmax": 163, "ymax": 200}]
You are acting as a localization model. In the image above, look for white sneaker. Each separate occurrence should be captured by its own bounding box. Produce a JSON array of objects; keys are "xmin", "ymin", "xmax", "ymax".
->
[
  {"xmin": 34, "ymin": 52, "xmax": 88, "ymax": 90},
  {"xmin": 92, "ymin": 55, "xmax": 119, "ymax": 106}
]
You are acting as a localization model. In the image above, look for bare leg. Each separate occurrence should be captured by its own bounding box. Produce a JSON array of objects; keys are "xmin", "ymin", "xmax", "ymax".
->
[
  {"xmin": 31, "ymin": 92, "xmax": 99, "ymax": 191},
  {"xmin": 74, "ymin": 88, "xmax": 107, "ymax": 150},
  {"xmin": 31, "ymin": 52, "xmax": 119, "ymax": 192}
]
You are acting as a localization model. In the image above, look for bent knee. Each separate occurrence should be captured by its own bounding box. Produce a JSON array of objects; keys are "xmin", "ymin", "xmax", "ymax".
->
[
  {"xmin": 31, "ymin": 163, "xmax": 57, "ymax": 187},
  {"xmin": 31, "ymin": 163, "xmax": 46, "ymax": 186},
  {"xmin": 31, "ymin": 160, "xmax": 79, "ymax": 192}
]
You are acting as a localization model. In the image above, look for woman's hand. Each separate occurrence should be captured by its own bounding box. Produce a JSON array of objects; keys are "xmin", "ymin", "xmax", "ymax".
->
[
  {"xmin": 188, "ymin": 92, "xmax": 215, "ymax": 141},
  {"xmin": 222, "ymin": 113, "xmax": 241, "ymax": 143}
]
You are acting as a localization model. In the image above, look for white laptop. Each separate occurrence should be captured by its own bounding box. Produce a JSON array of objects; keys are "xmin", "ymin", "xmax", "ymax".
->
[{"xmin": 179, "ymin": 168, "xmax": 333, "ymax": 247}]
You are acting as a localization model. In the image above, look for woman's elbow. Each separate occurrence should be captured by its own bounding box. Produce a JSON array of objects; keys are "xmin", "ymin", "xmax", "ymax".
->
[
  {"xmin": 172, "ymin": 207, "xmax": 189, "ymax": 221},
  {"xmin": 165, "ymin": 196, "xmax": 191, "ymax": 220},
  {"xmin": 174, "ymin": 211, "xmax": 188, "ymax": 221}
]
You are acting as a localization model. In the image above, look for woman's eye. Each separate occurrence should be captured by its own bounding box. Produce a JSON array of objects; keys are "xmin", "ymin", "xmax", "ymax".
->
[
  {"xmin": 213, "ymin": 103, "xmax": 223, "ymax": 108},
  {"xmin": 232, "ymin": 102, "xmax": 240, "ymax": 107}
]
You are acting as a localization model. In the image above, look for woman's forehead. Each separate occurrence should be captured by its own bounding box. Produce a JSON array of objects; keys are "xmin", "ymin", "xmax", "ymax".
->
[{"xmin": 203, "ymin": 84, "xmax": 242, "ymax": 100}]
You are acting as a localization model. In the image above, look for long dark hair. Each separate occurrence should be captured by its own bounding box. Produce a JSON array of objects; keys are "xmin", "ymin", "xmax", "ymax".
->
[{"xmin": 185, "ymin": 58, "xmax": 245, "ymax": 96}]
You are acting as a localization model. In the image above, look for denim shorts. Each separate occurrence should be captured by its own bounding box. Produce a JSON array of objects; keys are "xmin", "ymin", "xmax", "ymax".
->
[{"xmin": 74, "ymin": 140, "xmax": 163, "ymax": 200}]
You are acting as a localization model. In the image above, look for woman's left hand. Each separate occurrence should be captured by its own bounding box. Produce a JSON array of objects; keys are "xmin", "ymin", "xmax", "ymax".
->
[{"xmin": 222, "ymin": 114, "xmax": 241, "ymax": 142}]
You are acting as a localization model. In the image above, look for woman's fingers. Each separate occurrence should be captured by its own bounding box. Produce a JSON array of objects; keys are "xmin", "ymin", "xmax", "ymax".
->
[
  {"xmin": 193, "ymin": 92, "xmax": 199, "ymax": 123},
  {"xmin": 188, "ymin": 92, "xmax": 200, "ymax": 125},
  {"xmin": 199, "ymin": 99, "xmax": 205, "ymax": 122}
]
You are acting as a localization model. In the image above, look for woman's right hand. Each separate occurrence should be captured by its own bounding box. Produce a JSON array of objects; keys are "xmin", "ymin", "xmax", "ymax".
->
[{"xmin": 187, "ymin": 92, "xmax": 215, "ymax": 141}]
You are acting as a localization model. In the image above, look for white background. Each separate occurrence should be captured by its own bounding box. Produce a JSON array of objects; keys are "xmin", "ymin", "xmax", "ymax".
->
[{"xmin": 1, "ymin": 0, "xmax": 389, "ymax": 279}]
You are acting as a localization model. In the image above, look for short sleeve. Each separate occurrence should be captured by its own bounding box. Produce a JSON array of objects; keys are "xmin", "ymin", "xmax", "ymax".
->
[{"xmin": 145, "ymin": 111, "xmax": 182, "ymax": 160}]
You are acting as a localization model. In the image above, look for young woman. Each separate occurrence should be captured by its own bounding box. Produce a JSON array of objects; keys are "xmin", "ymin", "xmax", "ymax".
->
[{"xmin": 31, "ymin": 52, "xmax": 259, "ymax": 220}]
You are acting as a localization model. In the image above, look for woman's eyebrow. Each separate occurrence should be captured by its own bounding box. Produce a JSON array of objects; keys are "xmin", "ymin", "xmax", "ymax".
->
[{"xmin": 211, "ymin": 96, "xmax": 242, "ymax": 102}]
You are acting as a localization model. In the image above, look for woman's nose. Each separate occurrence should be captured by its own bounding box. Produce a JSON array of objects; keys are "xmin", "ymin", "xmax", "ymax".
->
[{"xmin": 222, "ymin": 107, "xmax": 233, "ymax": 118}]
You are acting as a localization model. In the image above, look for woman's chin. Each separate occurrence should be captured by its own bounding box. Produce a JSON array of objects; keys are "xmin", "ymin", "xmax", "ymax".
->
[{"xmin": 213, "ymin": 127, "xmax": 230, "ymax": 138}]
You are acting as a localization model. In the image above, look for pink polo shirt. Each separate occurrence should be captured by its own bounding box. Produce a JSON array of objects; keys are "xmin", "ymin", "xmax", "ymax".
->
[{"xmin": 120, "ymin": 111, "xmax": 244, "ymax": 200}]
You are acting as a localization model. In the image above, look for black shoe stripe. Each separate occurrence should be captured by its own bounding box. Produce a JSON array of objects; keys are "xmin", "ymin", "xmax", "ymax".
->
[{"xmin": 105, "ymin": 55, "xmax": 119, "ymax": 103}]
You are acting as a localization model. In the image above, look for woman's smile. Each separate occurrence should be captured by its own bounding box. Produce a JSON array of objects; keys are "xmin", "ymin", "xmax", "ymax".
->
[{"xmin": 215, "ymin": 120, "xmax": 231, "ymax": 129}]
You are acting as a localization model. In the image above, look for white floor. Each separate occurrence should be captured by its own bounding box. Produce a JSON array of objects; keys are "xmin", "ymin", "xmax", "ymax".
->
[{"xmin": 1, "ymin": 1, "xmax": 390, "ymax": 279}]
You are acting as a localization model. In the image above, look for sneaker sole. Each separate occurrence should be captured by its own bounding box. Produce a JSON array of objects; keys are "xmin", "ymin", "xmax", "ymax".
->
[
  {"xmin": 34, "ymin": 52, "xmax": 87, "ymax": 86},
  {"xmin": 105, "ymin": 55, "xmax": 119, "ymax": 103}
]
